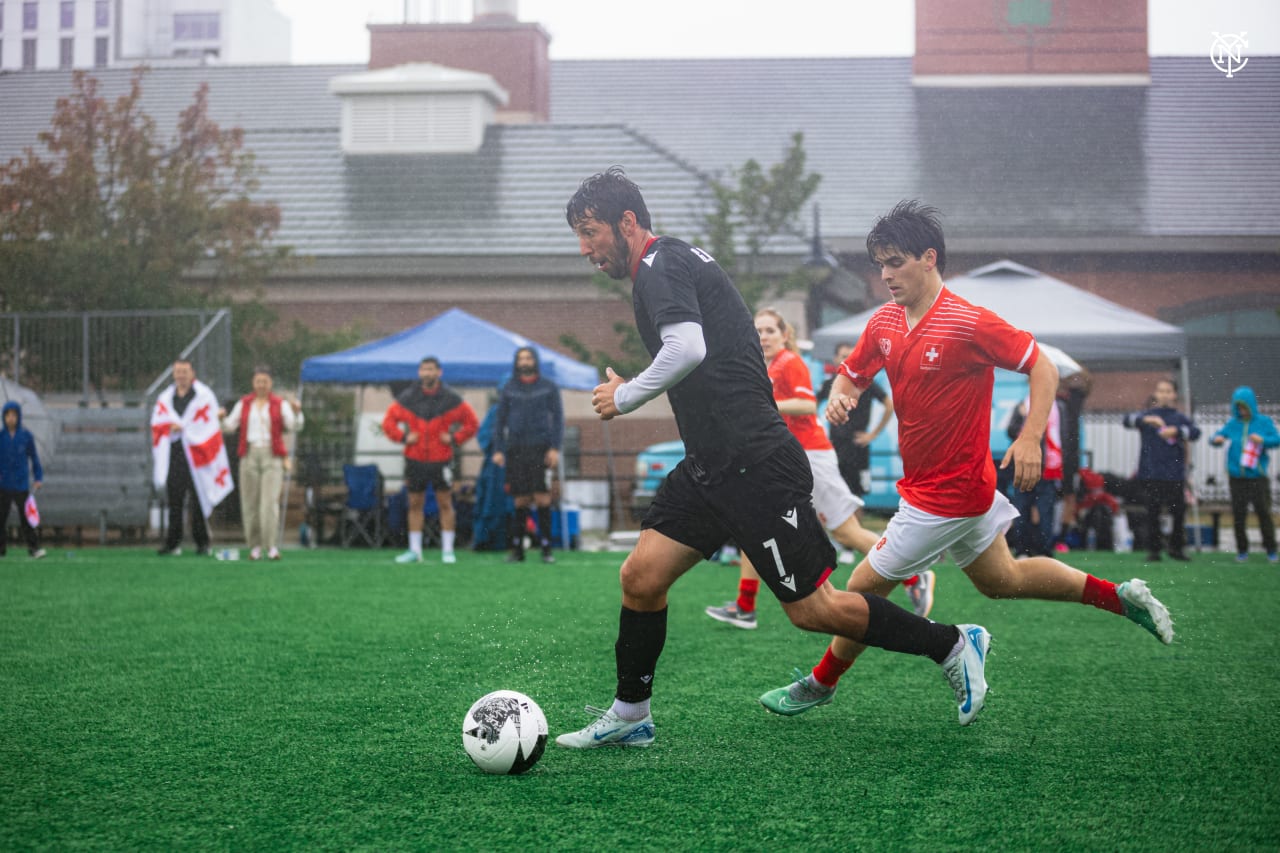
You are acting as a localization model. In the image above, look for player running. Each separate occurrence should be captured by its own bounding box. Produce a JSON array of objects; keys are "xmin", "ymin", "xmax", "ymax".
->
[
  {"xmin": 704, "ymin": 307, "xmax": 934, "ymax": 630},
  {"xmin": 556, "ymin": 169, "xmax": 993, "ymax": 750},
  {"xmin": 759, "ymin": 200, "xmax": 1173, "ymax": 717}
]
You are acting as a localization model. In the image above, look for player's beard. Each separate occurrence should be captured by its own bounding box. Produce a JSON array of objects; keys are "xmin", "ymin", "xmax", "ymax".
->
[{"xmin": 599, "ymin": 225, "xmax": 630, "ymax": 280}]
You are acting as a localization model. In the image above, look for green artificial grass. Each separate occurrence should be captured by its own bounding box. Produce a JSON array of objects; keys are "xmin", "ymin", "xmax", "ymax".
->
[{"xmin": 1, "ymin": 547, "xmax": 1277, "ymax": 850}]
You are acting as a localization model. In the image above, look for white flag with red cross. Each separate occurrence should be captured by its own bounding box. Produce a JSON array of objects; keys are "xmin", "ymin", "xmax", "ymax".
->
[{"xmin": 151, "ymin": 379, "xmax": 234, "ymax": 517}]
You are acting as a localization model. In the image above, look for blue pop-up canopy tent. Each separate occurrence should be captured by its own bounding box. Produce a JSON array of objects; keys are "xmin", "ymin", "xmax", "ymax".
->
[
  {"xmin": 300, "ymin": 307, "xmax": 600, "ymax": 390},
  {"xmin": 299, "ymin": 308, "xmax": 601, "ymax": 550}
]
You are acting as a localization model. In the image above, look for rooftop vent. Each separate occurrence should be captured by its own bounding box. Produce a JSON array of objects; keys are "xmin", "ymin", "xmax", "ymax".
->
[{"xmin": 330, "ymin": 62, "xmax": 509, "ymax": 155}]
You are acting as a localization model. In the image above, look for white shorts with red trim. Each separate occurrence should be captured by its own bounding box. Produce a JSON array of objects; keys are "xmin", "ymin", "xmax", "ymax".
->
[{"xmin": 867, "ymin": 491, "xmax": 1019, "ymax": 581}]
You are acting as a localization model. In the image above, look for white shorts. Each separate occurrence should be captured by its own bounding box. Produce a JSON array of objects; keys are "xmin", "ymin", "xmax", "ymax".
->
[
  {"xmin": 867, "ymin": 491, "xmax": 1020, "ymax": 581},
  {"xmin": 807, "ymin": 448, "xmax": 863, "ymax": 531}
]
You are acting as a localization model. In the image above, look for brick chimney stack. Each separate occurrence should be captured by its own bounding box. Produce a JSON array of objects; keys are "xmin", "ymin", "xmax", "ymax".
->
[
  {"xmin": 368, "ymin": 1, "xmax": 550, "ymax": 122},
  {"xmin": 914, "ymin": 0, "xmax": 1149, "ymax": 85}
]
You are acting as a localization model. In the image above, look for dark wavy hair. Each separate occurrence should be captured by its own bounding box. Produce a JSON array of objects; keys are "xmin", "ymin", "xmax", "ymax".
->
[
  {"xmin": 565, "ymin": 166, "xmax": 653, "ymax": 231},
  {"xmin": 866, "ymin": 200, "xmax": 946, "ymax": 275}
]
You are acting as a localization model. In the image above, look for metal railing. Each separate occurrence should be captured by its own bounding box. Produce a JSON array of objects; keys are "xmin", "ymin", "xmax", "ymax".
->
[{"xmin": 1, "ymin": 309, "xmax": 232, "ymax": 406}]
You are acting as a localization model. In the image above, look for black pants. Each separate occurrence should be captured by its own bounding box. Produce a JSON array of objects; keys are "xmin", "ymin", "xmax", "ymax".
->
[
  {"xmin": 0, "ymin": 488, "xmax": 40, "ymax": 554},
  {"xmin": 164, "ymin": 462, "xmax": 209, "ymax": 551},
  {"xmin": 1142, "ymin": 479, "xmax": 1186, "ymax": 556},
  {"xmin": 1229, "ymin": 476, "xmax": 1277, "ymax": 555}
]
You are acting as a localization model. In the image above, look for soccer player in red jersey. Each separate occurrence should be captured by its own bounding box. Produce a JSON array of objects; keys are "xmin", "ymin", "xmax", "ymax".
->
[
  {"xmin": 760, "ymin": 200, "xmax": 1174, "ymax": 717},
  {"xmin": 704, "ymin": 308, "xmax": 933, "ymax": 631}
]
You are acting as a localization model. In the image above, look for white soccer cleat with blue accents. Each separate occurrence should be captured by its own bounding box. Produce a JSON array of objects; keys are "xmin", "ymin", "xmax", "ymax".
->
[
  {"xmin": 555, "ymin": 706, "xmax": 655, "ymax": 749},
  {"xmin": 942, "ymin": 624, "xmax": 991, "ymax": 726}
]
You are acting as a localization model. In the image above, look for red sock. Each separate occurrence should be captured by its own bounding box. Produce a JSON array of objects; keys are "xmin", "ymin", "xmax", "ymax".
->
[
  {"xmin": 812, "ymin": 646, "xmax": 854, "ymax": 688},
  {"xmin": 736, "ymin": 578, "xmax": 760, "ymax": 614},
  {"xmin": 903, "ymin": 574, "xmax": 919, "ymax": 586},
  {"xmin": 1082, "ymin": 574, "xmax": 1123, "ymax": 615}
]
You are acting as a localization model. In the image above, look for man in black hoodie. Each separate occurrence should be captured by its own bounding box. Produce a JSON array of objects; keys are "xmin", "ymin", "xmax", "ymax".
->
[
  {"xmin": 490, "ymin": 347, "xmax": 564, "ymax": 563},
  {"xmin": 1124, "ymin": 378, "xmax": 1201, "ymax": 561}
]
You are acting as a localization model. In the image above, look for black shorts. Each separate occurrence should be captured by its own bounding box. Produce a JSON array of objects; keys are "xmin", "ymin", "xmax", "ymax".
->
[
  {"xmin": 504, "ymin": 445, "xmax": 552, "ymax": 495},
  {"xmin": 404, "ymin": 459, "xmax": 452, "ymax": 493},
  {"xmin": 641, "ymin": 437, "xmax": 835, "ymax": 603}
]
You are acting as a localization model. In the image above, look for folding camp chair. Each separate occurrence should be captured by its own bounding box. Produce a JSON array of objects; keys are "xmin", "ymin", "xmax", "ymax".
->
[{"xmin": 340, "ymin": 464, "xmax": 385, "ymax": 548}]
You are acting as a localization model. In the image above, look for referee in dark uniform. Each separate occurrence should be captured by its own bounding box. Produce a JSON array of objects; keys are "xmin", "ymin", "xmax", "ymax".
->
[
  {"xmin": 555, "ymin": 167, "xmax": 990, "ymax": 749},
  {"xmin": 491, "ymin": 346, "xmax": 564, "ymax": 564}
]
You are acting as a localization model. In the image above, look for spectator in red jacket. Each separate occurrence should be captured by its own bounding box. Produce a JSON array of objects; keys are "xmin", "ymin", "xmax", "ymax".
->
[{"xmin": 382, "ymin": 357, "xmax": 479, "ymax": 564}]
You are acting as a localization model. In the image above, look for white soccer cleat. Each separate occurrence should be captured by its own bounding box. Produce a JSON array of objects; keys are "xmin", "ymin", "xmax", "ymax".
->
[
  {"xmin": 555, "ymin": 706, "xmax": 655, "ymax": 749},
  {"xmin": 942, "ymin": 624, "xmax": 990, "ymax": 726},
  {"xmin": 394, "ymin": 550, "xmax": 422, "ymax": 564},
  {"xmin": 906, "ymin": 569, "xmax": 936, "ymax": 619},
  {"xmin": 1117, "ymin": 579, "xmax": 1174, "ymax": 645}
]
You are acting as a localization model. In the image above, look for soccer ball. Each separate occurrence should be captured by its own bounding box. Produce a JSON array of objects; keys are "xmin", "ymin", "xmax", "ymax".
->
[{"xmin": 461, "ymin": 690, "xmax": 548, "ymax": 775}]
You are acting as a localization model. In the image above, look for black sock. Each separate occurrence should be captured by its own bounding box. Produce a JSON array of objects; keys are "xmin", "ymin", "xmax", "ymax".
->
[
  {"xmin": 859, "ymin": 593, "xmax": 960, "ymax": 665},
  {"xmin": 615, "ymin": 606, "xmax": 667, "ymax": 702},
  {"xmin": 536, "ymin": 506, "xmax": 552, "ymax": 547},
  {"xmin": 510, "ymin": 507, "xmax": 529, "ymax": 550}
]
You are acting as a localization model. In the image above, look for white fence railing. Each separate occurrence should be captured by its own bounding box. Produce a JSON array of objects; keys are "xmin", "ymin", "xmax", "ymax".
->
[{"xmin": 1082, "ymin": 404, "xmax": 1280, "ymax": 505}]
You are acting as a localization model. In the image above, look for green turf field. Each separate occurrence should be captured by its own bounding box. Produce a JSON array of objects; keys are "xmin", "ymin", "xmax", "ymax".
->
[{"xmin": 2, "ymin": 546, "xmax": 1277, "ymax": 850}]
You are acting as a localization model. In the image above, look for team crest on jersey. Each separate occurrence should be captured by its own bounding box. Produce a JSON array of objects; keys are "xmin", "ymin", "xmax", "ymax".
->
[
  {"xmin": 878, "ymin": 338, "xmax": 892, "ymax": 356},
  {"xmin": 920, "ymin": 342, "xmax": 944, "ymax": 371}
]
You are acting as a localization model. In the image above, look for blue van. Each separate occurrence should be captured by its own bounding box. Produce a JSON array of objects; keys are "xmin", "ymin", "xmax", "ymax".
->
[{"xmin": 631, "ymin": 364, "xmax": 1032, "ymax": 517}]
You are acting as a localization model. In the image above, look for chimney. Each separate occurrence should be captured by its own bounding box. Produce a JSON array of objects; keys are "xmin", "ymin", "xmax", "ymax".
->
[
  {"xmin": 914, "ymin": 0, "xmax": 1149, "ymax": 86},
  {"xmin": 368, "ymin": 1, "xmax": 551, "ymax": 122}
]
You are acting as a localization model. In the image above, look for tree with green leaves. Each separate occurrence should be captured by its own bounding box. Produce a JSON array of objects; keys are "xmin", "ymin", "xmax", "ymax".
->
[
  {"xmin": 561, "ymin": 132, "xmax": 821, "ymax": 376},
  {"xmin": 0, "ymin": 69, "xmax": 285, "ymax": 312}
]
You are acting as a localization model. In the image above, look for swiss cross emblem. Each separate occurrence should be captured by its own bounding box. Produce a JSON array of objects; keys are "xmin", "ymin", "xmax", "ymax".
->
[
  {"xmin": 920, "ymin": 342, "xmax": 944, "ymax": 370},
  {"xmin": 878, "ymin": 338, "xmax": 892, "ymax": 356}
]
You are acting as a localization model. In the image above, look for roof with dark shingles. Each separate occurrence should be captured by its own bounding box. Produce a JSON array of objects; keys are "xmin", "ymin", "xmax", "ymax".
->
[
  {"xmin": 0, "ymin": 55, "xmax": 1276, "ymax": 257},
  {"xmin": 551, "ymin": 56, "xmax": 1280, "ymax": 242}
]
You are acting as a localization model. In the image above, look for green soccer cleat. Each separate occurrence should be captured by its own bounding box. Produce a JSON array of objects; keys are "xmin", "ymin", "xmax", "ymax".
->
[
  {"xmin": 1117, "ymin": 579, "xmax": 1174, "ymax": 645},
  {"xmin": 758, "ymin": 667, "xmax": 836, "ymax": 716}
]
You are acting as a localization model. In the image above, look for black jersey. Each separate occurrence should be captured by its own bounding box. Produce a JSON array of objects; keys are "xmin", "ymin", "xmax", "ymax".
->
[{"xmin": 631, "ymin": 236, "xmax": 791, "ymax": 480}]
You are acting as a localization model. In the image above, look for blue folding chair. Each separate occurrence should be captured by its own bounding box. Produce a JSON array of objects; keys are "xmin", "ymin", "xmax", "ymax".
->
[{"xmin": 340, "ymin": 464, "xmax": 385, "ymax": 548}]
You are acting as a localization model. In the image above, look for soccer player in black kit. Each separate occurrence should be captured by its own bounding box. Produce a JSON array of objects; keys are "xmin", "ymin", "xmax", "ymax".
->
[{"xmin": 556, "ymin": 167, "xmax": 993, "ymax": 749}]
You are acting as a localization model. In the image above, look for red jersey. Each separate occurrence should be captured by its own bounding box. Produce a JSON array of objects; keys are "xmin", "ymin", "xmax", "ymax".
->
[
  {"xmin": 840, "ymin": 287, "xmax": 1038, "ymax": 517},
  {"xmin": 768, "ymin": 349, "xmax": 831, "ymax": 452}
]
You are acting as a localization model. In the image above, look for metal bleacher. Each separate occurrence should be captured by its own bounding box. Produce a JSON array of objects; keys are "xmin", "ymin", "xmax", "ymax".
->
[{"xmin": 37, "ymin": 407, "xmax": 152, "ymax": 545}]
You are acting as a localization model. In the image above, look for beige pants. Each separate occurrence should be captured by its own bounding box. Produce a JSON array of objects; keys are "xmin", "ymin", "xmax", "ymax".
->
[{"xmin": 239, "ymin": 445, "xmax": 284, "ymax": 551}]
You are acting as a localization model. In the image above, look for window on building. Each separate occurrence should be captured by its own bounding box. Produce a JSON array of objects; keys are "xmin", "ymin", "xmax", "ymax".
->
[
  {"xmin": 173, "ymin": 12, "xmax": 220, "ymax": 41},
  {"xmin": 59, "ymin": 36, "xmax": 72, "ymax": 67},
  {"xmin": 60, "ymin": 0, "xmax": 73, "ymax": 29},
  {"xmin": 95, "ymin": 0, "xmax": 109, "ymax": 28},
  {"xmin": 94, "ymin": 35, "xmax": 107, "ymax": 67},
  {"xmin": 22, "ymin": 37, "xmax": 36, "ymax": 68},
  {"xmin": 23, "ymin": 1, "xmax": 36, "ymax": 30},
  {"xmin": 0, "ymin": 3, "xmax": 5, "ymax": 33}
]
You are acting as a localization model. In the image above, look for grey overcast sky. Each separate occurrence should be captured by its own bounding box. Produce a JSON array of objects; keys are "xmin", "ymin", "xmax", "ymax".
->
[{"xmin": 272, "ymin": 0, "xmax": 1280, "ymax": 65}]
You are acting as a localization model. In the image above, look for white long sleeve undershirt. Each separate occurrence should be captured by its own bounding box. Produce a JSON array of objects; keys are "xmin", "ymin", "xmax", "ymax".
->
[{"xmin": 613, "ymin": 321, "xmax": 707, "ymax": 415}]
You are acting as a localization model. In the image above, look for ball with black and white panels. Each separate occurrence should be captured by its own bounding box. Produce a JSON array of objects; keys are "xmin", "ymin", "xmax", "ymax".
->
[{"xmin": 461, "ymin": 690, "xmax": 548, "ymax": 775}]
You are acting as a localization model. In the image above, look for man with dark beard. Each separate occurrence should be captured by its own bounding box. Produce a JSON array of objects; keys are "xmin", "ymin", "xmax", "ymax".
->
[
  {"xmin": 382, "ymin": 357, "xmax": 479, "ymax": 564},
  {"xmin": 491, "ymin": 346, "xmax": 564, "ymax": 563},
  {"xmin": 555, "ymin": 167, "xmax": 992, "ymax": 750}
]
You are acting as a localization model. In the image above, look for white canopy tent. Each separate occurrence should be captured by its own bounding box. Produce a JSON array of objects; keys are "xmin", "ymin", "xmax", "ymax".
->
[{"xmin": 812, "ymin": 259, "xmax": 1187, "ymax": 371}]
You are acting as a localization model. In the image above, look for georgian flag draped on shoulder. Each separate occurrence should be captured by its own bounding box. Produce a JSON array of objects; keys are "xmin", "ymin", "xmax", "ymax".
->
[{"xmin": 151, "ymin": 379, "xmax": 234, "ymax": 517}]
